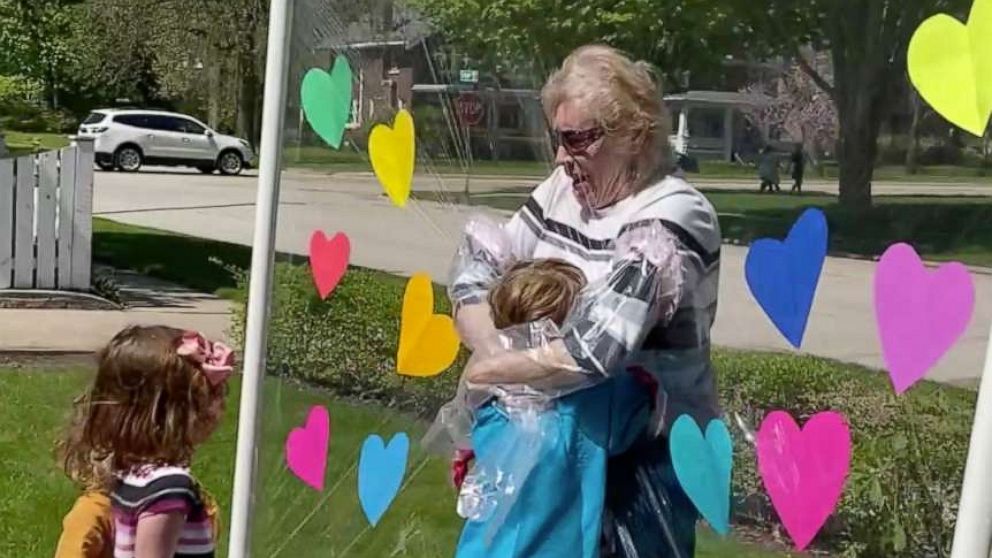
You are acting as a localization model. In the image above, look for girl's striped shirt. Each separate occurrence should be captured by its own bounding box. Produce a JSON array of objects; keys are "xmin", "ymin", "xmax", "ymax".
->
[{"xmin": 111, "ymin": 466, "xmax": 214, "ymax": 558}]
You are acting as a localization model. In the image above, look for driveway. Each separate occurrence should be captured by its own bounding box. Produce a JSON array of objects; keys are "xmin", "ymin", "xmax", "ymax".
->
[{"xmin": 93, "ymin": 168, "xmax": 992, "ymax": 386}]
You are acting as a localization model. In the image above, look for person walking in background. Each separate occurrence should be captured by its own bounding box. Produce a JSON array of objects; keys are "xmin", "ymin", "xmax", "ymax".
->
[
  {"xmin": 790, "ymin": 143, "xmax": 806, "ymax": 193},
  {"xmin": 757, "ymin": 146, "xmax": 780, "ymax": 193}
]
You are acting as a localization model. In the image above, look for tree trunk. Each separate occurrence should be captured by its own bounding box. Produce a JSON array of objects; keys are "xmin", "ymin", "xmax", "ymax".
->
[
  {"xmin": 836, "ymin": 93, "xmax": 880, "ymax": 209},
  {"xmin": 46, "ymin": 63, "xmax": 59, "ymax": 110},
  {"xmin": 207, "ymin": 55, "xmax": 221, "ymax": 129},
  {"xmin": 236, "ymin": 60, "xmax": 258, "ymax": 142},
  {"xmin": 235, "ymin": 0, "xmax": 262, "ymax": 145},
  {"xmin": 905, "ymin": 91, "xmax": 922, "ymax": 174}
]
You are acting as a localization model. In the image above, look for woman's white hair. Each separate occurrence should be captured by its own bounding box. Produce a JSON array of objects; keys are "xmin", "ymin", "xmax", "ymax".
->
[{"xmin": 542, "ymin": 45, "xmax": 672, "ymax": 190}]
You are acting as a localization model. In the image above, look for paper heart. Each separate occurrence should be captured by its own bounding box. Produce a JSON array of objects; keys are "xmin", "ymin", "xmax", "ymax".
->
[
  {"xmin": 874, "ymin": 243, "xmax": 975, "ymax": 394},
  {"xmin": 308, "ymin": 230, "xmax": 350, "ymax": 299},
  {"xmin": 301, "ymin": 55, "xmax": 353, "ymax": 149},
  {"xmin": 358, "ymin": 433, "xmax": 409, "ymax": 527},
  {"xmin": 908, "ymin": 0, "xmax": 992, "ymax": 136},
  {"xmin": 369, "ymin": 109, "xmax": 415, "ymax": 207},
  {"xmin": 670, "ymin": 415, "xmax": 733, "ymax": 535},
  {"xmin": 757, "ymin": 411, "xmax": 851, "ymax": 551},
  {"xmin": 744, "ymin": 208, "xmax": 828, "ymax": 348},
  {"xmin": 285, "ymin": 406, "xmax": 330, "ymax": 491},
  {"xmin": 396, "ymin": 273, "xmax": 459, "ymax": 377}
]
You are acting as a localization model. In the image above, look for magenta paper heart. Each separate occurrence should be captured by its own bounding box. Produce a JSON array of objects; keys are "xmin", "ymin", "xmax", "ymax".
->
[
  {"xmin": 309, "ymin": 230, "xmax": 350, "ymax": 300},
  {"xmin": 874, "ymin": 243, "xmax": 975, "ymax": 394},
  {"xmin": 285, "ymin": 405, "xmax": 330, "ymax": 491},
  {"xmin": 757, "ymin": 411, "xmax": 851, "ymax": 551}
]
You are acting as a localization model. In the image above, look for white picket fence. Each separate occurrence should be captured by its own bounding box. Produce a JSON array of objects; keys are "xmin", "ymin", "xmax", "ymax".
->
[{"xmin": 0, "ymin": 138, "xmax": 94, "ymax": 291}]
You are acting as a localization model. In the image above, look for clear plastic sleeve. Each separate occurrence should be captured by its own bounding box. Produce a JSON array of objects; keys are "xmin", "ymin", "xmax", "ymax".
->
[{"xmin": 447, "ymin": 213, "xmax": 516, "ymax": 308}]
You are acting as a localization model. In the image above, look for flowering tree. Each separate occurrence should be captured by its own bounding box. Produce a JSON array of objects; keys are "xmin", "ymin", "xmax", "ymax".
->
[{"xmin": 741, "ymin": 60, "xmax": 839, "ymax": 166}]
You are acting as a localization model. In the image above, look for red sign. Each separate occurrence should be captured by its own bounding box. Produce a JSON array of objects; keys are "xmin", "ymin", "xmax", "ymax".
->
[{"xmin": 457, "ymin": 93, "xmax": 485, "ymax": 127}]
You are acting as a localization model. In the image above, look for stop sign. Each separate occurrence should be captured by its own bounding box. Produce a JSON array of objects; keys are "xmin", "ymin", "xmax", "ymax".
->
[{"xmin": 457, "ymin": 93, "xmax": 485, "ymax": 127}]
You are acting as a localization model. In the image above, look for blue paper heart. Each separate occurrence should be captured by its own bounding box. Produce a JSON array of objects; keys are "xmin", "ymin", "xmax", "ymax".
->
[
  {"xmin": 358, "ymin": 432, "xmax": 410, "ymax": 527},
  {"xmin": 744, "ymin": 208, "xmax": 828, "ymax": 348},
  {"xmin": 670, "ymin": 415, "xmax": 733, "ymax": 536}
]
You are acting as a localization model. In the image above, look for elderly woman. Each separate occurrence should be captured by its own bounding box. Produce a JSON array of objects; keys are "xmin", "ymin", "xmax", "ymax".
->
[{"xmin": 445, "ymin": 45, "xmax": 722, "ymax": 557}]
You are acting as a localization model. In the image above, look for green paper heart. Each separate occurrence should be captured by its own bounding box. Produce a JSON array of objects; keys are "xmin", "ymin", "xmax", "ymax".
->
[{"xmin": 301, "ymin": 55, "xmax": 353, "ymax": 149}]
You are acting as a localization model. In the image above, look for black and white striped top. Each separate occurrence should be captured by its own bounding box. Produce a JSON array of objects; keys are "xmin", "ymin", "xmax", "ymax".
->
[
  {"xmin": 451, "ymin": 167, "xmax": 722, "ymax": 429},
  {"xmin": 111, "ymin": 467, "xmax": 214, "ymax": 558}
]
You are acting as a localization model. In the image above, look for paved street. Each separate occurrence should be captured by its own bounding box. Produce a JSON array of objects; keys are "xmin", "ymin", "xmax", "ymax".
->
[{"xmin": 93, "ymin": 168, "xmax": 992, "ymax": 386}]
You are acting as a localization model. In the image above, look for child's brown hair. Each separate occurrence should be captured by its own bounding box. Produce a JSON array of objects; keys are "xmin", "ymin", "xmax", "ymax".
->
[
  {"xmin": 58, "ymin": 325, "xmax": 226, "ymax": 482},
  {"xmin": 488, "ymin": 259, "xmax": 586, "ymax": 329}
]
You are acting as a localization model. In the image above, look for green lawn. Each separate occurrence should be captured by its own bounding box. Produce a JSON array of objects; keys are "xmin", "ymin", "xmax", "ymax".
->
[
  {"xmin": 696, "ymin": 160, "xmax": 992, "ymax": 184},
  {"xmin": 1, "ymin": 131, "xmax": 72, "ymax": 156},
  {"xmin": 416, "ymin": 188, "xmax": 992, "ymax": 268},
  {"xmin": 92, "ymin": 218, "xmax": 408, "ymax": 300},
  {"xmin": 0, "ymin": 367, "xmax": 794, "ymax": 557},
  {"xmin": 93, "ymin": 218, "xmax": 253, "ymax": 299}
]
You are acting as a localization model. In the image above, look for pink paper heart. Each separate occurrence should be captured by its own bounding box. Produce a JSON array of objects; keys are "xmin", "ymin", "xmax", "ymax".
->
[
  {"xmin": 756, "ymin": 411, "xmax": 851, "ymax": 551},
  {"xmin": 874, "ymin": 243, "xmax": 975, "ymax": 394},
  {"xmin": 285, "ymin": 405, "xmax": 330, "ymax": 491},
  {"xmin": 309, "ymin": 231, "xmax": 350, "ymax": 300}
]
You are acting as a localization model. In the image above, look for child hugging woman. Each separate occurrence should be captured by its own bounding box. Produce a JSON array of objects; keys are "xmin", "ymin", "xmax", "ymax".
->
[
  {"xmin": 56, "ymin": 325, "xmax": 233, "ymax": 558},
  {"xmin": 427, "ymin": 214, "xmax": 682, "ymax": 558}
]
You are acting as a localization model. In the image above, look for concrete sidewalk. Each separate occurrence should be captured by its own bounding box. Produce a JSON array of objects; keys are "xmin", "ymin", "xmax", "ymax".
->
[{"xmin": 0, "ymin": 270, "xmax": 233, "ymax": 353}]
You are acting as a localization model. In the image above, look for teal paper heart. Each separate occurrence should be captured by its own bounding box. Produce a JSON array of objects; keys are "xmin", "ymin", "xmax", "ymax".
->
[
  {"xmin": 301, "ymin": 55, "xmax": 353, "ymax": 149},
  {"xmin": 670, "ymin": 415, "xmax": 733, "ymax": 535}
]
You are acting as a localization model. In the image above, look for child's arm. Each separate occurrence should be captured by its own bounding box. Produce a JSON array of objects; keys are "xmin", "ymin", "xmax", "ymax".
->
[{"xmin": 135, "ymin": 512, "xmax": 185, "ymax": 558}]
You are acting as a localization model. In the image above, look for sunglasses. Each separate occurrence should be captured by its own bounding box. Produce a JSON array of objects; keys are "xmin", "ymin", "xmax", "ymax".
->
[{"xmin": 552, "ymin": 126, "xmax": 605, "ymax": 155}]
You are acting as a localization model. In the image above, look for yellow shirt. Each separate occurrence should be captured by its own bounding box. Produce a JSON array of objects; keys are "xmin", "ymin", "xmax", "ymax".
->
[{"xmin": 54, "ymin": 488, "xmax": 221, "ymax": 558}]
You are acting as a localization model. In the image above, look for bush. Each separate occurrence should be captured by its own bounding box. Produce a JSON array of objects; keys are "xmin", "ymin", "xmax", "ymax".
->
[
  {"xmin": 0, "ymin": 75, "xmax": 43, "ymax": 105},
  {"xmin": 0, "ymin": 101, "xmax": 76, "ymax": 133},
  {"xmin": 229, "ymin": 262, "xmax": 465, "ymax": 418},
  {"xmin": 235, "ymin": 263, "xmax": 973, "ymax": 556},
  {"xmin": 918, "ymin": 144, "xmax": 964, "ymax": 166},
  {"xmin": 719, "ymin": 350, "xmax": 973, "ymax": 557}
]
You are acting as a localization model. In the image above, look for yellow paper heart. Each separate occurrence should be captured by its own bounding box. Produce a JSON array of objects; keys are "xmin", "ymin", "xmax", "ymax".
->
[
  {"xmin": 397, "ymin": 273, "xmax": 459, "ymax": 377},
  {"xmin": 369, "ymin": 109, "xmax": 415, "ymax": 207},
  {"xmin": 908, "ymin": 0, "xmax": 992, "ymax": 136}
]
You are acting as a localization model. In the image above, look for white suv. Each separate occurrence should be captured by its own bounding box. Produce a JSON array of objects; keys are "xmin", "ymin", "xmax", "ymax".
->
[{"xmin": 77, "ymin": 109, "xmax": 254, "ymax": 175}]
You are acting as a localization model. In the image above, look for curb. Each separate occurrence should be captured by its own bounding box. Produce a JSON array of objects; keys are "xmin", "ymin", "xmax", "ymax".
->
[{"xmin": 0, "ymin": 289, "xmax": 122, "ymax": 311}]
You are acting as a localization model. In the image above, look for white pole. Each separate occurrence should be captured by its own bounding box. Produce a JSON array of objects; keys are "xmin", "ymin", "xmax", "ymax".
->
[
  {"xmin": 676, "ymin": 107, "xmax": 688, "ymax": 155},
  {"xmin": 227, "ymin": 0, "xmax": 294, "ymax": 556},
  {"xmin": 951, "ymin": 321, "xmax": 992, "ymax": 558}
]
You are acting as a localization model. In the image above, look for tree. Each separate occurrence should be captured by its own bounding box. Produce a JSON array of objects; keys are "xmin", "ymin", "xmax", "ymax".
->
[
  {"xmin": 73, "ymin": 0, "xmax": 162, "ymax": 109},
  {"xmin": 741, "ymin": 57, "xmax": 839, "ymax": 166},
  {"xmin": 731, "ymin": 0, "xmax": 970, "ymax": 208},
  {"xmin": 407, "ymin": 0, "xmax": 748, "ymax": 91},
  {"xmin": 0, "ymin": 0, "xmax": 87, "ymax": 109},
  {"xmin": 78, "ymin": 0, "xmax": 268, "ymax": 141}
]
